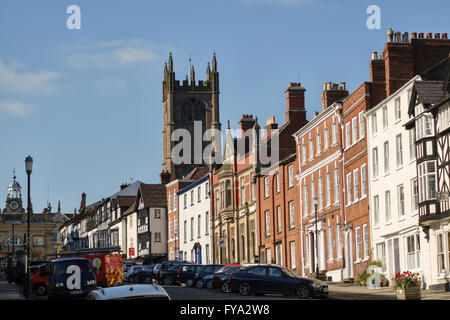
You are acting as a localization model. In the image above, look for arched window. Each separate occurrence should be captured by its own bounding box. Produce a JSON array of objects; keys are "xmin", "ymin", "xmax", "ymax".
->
[{"xmin": 183, "ymin": 99, "xmax": 205, "ymax": 122}]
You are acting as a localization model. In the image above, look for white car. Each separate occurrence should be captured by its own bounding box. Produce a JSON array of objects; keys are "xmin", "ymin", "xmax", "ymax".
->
[
  {"xmin": 87, "ymin": 284, "xmax": 171, "ymax": 300},
  {"xmin": 124, "ymin": 265, "xmax": 144, "ymax": 282}
]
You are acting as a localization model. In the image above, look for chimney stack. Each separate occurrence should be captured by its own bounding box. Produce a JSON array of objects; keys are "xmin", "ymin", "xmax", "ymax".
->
[
  {"xmin": 80, "ymin": 192, "xmax": 86, "ymax": 210},
  {"xmin": 321, "ymin": 82, "xmax": 349, "ymax": 111},
  {"xmin": 285, "ymin": 82, "xmax": 307, "ymax": 124},
  {"xmin": 160, "ymin": 170, "xmax": 171, "ymax": 185},
  {"xmin": 238, "ymin": 114, "xmax": 256, "ymax": 138}
]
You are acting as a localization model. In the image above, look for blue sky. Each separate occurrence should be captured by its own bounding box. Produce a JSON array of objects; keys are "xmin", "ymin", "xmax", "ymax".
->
[{"xmin": 0, "ymin": 0, "xmax": 448, "ymax": 213}]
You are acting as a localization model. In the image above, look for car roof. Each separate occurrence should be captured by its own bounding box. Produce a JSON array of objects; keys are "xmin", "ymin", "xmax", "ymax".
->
[
  {"xmin": 88, "ymin": 284, "xmax": 169, "ymax": 300},
  {"xmin": 50, "ymin": 257, "xmax": 90, "ymax": 263}
]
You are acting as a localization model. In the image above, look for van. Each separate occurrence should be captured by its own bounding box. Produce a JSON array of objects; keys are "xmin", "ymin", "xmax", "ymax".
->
[{"xmin": 42, "ymin": 257, "xmax": 97, "ymax": 300}]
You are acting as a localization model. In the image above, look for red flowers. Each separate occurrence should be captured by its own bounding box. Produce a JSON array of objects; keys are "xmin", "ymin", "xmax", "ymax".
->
[{"xmin": 394, "ymin": 270, "xmax": 421, "ymax": 289}]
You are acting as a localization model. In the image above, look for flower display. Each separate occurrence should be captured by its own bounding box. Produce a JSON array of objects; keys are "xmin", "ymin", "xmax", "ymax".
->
[{"xmin": 393, "ymin": 271, "xmax": 421, "ymax": 289}]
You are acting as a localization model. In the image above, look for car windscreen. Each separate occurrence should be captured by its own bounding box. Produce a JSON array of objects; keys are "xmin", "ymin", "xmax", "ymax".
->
[{"xmin": 55, "ymin": 261, "xmax": 92, "ymax": 276}]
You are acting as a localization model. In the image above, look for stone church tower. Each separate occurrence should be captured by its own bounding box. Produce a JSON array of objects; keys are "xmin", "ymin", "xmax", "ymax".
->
[{"xmin": 161, "ymin": 53, "xmax": 221, "ymax": 182}]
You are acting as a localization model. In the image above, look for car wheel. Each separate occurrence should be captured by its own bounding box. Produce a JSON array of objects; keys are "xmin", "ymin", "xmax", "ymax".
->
[
  {"xmin": 186, "ymin": 278, "xmax": 195, "ymax": 288},
  {"xmin": 196, "ymin": 280, "xmax": 203, "ymax": 289},
  {"xmin": 35, "ymin": 283, "xmax": 47, "ymax": 296},
  {"xmin": 296, "ymin": 285, "xmax": 310, "ymax": 299},
  {"xmin": 164, "ymin": 275, "xmax": 173, "ymax": 285},
  {"xmin": 144, "ymin": 276, "xmax": 152, "ymax": 284},
  {"xmin": 206, "ymin": 280, "xmax": 214, "ymax": 290},
  {"xmin": 222, "ymin": 281, "xmax": 231, "ymax": 293},
  {"xmin": 239, "ymin": 282, "xmax": 252, "ymax": 296}
]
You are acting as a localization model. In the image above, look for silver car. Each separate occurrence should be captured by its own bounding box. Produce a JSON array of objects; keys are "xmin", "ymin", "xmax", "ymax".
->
[{"xmin": 87, "ymin": 284, "xmax": 171, "ymax": 300}]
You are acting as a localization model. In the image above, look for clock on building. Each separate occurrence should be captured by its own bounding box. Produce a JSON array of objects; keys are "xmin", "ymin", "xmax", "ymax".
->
[{"xmin": 8, "ymin": 200, "xmax": 20, "ymax": 211}]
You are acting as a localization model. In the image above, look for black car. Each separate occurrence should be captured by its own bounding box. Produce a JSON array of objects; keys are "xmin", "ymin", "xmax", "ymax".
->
[
  {"xmin": 177, "ymin": 264, "xmax": 204, "ymax": 287},
  {"xmin": 159, "ymin": 265, "xmax": 184, "ymax": 285},
  {"xmin": 194, "ymin": 264, "xmax": 224, "ymax": 288},
  {"xmin": 212, "ymin": 265, "xmax": 242, "ymax": 293},
  {"xmin": 229, "ymin": 264, "xmax": 328, "ymax": 299},
  {"xmin": 135, "ymin": 264, "xmax": 155, "ymax": 283},
  {"xmin": 156, "ymin": 260, "xmax": 189, "ymax": 283}
]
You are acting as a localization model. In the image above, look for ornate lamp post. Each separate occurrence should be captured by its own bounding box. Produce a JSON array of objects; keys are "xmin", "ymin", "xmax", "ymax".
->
[
  {"xmin": 25, "ymin": 155, "xmax": 33, "ymax": 300},
  {"xmin": 313, "ymin": 197, "xmax": 319, "ymax": 279}
]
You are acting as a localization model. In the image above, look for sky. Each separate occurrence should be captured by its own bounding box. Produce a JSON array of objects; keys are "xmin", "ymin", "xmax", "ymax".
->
[{"xmin": 0, "ymin": 0, "xmax": 448, "ymax": 213}]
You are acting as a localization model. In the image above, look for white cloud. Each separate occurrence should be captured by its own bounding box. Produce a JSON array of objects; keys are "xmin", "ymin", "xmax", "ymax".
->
[
  {"xmin": 65, "ymin": 39, "xmax": 163, "ymax": 68},
  {"xmin": 0, "ymin": 100, "xmax": 34, "ymax": 116},
  {"xmin": 0, "ymin": 59, "xmax": 62, "ymax": 95}
]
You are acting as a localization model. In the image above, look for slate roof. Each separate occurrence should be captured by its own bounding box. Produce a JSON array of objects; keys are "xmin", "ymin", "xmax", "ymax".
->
[
  {"xmin": 139, "ymin": 184, "xmax": 167, "ymax": 208},
  {"xmin": 414, "ymin": 81, "xmax": 450, "ymax": 105},
  {"xmin": 184, "ymin": 166, "xmax": 209, "ymax": 180}
]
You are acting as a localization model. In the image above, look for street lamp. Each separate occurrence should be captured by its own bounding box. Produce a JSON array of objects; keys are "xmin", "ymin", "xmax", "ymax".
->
[
  {"xmin": 25, "ymin": 155, "xmax": 33, "ymax": 300},
  {"xmin": 313, "ymin": 197, "xmax": 319, "ymax": 280}
]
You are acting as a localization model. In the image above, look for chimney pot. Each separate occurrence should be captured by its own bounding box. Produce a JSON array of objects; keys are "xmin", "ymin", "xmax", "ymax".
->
[
  {"xmin": 426, "ymin": 32, "xmax": 432, "ymax": 39},
  {"xmin": 387, "ymin": 28, "xmax": 394, "ymax": 42},
  {"xmin": 402, "ymin": 32, "xmax": 409, "ymax": 43},
  {"xmin": 339, "ymin": 82, "xmax": 346, "ymax": 90},
  {"xmin": 442, "ymin": 33, "xmax": 448, "ymax": 39},
  {"xmin": 435, "ymin": 33, "xmax": 441, "ymax": 39},
  {"xmin": 371, "ymin": 52, "xmax": 378, "ymax": 60},
  {"xmin": 395, "ymin": 32, "xmax": 401, "ymax": 42},
  {"xmin": 411, "ymin": 32, "xmax": 417, "ymax": 39},
  {"xmin": 419, "ymin": 32, "xmax": 424, "ymax": 38}
]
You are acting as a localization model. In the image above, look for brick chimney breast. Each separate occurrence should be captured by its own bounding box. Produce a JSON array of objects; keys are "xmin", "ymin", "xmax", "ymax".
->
[
  {"xmin": 285, "ymin": 82, "xmax": 307, "ymax": 123},
  {"xmin": 320, "ymin": 82, "xmax": 349, "ymax": 111}
]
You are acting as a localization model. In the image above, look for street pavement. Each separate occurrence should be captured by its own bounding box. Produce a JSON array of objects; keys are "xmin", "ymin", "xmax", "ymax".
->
[{"xmin": 0, "ymin": 280, "xmax": 25, "ymax": 300}]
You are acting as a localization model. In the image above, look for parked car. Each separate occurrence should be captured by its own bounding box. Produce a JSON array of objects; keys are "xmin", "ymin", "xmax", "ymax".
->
[
  {"xmin": 194, "ymin": 264, "xmax": 224, "ymax": 288},
  {"xmin": 126, "ymin": 265, "xmax": 144, "ymax": 283},
  {"xmin": 135, "ymin": 264, "xmax": 155, "ymax": 283},
  {"xmin": 31, "ymin": 267, "xmax": 48, "ymax": 296},
  {"xmin": 42, "ymin": 257, "xmax": 97, "ymax": 300},
  {"xmin": 212, "ymin": 264, "xmax": 242, "ymax": 293},
  {"xmin": 200, "ymin": 273, "xmax": 215, "ymax": 290},
  {"xmin": 87, "ymin": 284, "xmax": 170, "ymax": 300},
  {"xmin": 159, "ymin": 265, "xmax": 184, "ymax": 285},
  {"xmin": 155, "ymin": 260, "xmax": 189, "ymax": 283},
  {"xmin": 177, "ymin": 264, "xmax": 204, "ymax": 287},
  {"xmin": 228, "ymin": 264, "xmax": 328, "ymax": 299}
]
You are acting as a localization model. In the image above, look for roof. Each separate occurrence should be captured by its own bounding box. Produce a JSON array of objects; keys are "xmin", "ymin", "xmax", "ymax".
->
[
  {"xmin": 87, "ymin": 284, "xmax": 169, "ymax": 300},
  {"xmin": 110, "ymin": 180, "xmax": 144, "ymax": 199},
  {"xmin": 112, "ymin": 195, "xmax": 135, "ymax": 208},
  {"xmin": 183, "ymin": 166, "xmax": 209, "ymax": 180},
  {"xmin": 139, "ymin": 184, "xmax": 166, "ymax": 208},
  {"xmin": 414, "ymin": 81, "xmax": 450, "ymax": 105}
]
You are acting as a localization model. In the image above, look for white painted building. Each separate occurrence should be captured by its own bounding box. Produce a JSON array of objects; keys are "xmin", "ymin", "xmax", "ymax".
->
[
  {"xmin": 366, "ymin": 75, "xmax": 426, "ymax": 283},
  {"xmin": 178, "ymin": 174, "xmax": 212, "ymax": 264}
]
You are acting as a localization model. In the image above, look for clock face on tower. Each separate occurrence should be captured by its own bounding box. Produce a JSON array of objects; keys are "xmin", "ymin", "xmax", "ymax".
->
[{"xmin": 8, "ymin": 200, "xmax": 20, "ymax": 211}]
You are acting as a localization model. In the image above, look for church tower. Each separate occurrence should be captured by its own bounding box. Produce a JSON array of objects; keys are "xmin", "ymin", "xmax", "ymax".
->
[{"xmin": 161, "ymin": 53, "xmax": 221, "ymax": 181}]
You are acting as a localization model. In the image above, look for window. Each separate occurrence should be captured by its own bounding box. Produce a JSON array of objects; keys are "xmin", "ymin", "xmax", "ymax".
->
[
  {"xmin": 328, "ymin": 226, "xmax": 333, "ymax": 261},
  {"xmin": 266, "ymin": 248, "xmax": 272, "ymax": 264},
  {"xmin": 289, "ymin": 201, "xmax": 295, "ymax": 228},
  {"xmin": 154, "ymin": 209, "xmax": 161, "ymax": 219},
  {"xmin": 407, "ymin": 234, "xmax": 420, "ymax": 270},
  {"xmin": 265, "ymin": 210, "xmax": 270, "ymax": 236},
  {"xmin": 310, "ymin": 180, "xmax": 315, "ymax": 213},
  {"xmin": 275, "ymin": 173, "xmax": 280, "ymax": 193},
  {"xmin": 277, "ymin": 206, "xmax": 282, "ymax": 233},
  {"xmin": 264, "ymin": 177, "xmax": 269, "ymax": 198},
  {"xmin": 316, "ymin": 133, "xmax": 321, "ymax": 154},
  {"xmin": 384, "ymin": 141, "xmax": 390, "ymax": 174},
  {"xmin": 412, "ymin": 178, "xmax": 419, "ymax": 211},
  {"xmin": 334, "ymin": 168, "xmax": 340, "ymax": 203},
  {"xmin": 346, "ymin": 173, "xmax": 352, "ymax": 206},
  {"xmin": 395, "ymin": 97, "xmax": 401, "ymax": 120},
  {"xmin": 174, "ymin": 220, "xmax": 178, "ymax": 238},
  {"xmin": 190, "ymin": 190, "xmax": 194, "ymax": 205},
  {"xmin": 168, "ymin": 194, "xmax": 172, "ymax": 212},
  {"xmin": 206, "ymin": 244, "xmax": 210, "ymax": 264},
  {"xmin": 250, "ymin": 173, "xmax": 255, "ymax": 201},
  {"xmin": 190, "ymin": 217, "xmax": 194, "ymax": 241},
  {"xmin": 409, "ymin": 128, "xmax": 416, "ymax": 160},
  {"xmin": 372, "ymin": 147, "xmax": 379, "ymax": 178},
  {"xmin": 275, "ymin": 244, "xmax": 282, "ymax": 265},
  {"xmin": 396, "ymin": 134, "xmax": 403, "ymax": 167},
  {"xmin": 302, "ymin": 144, "xmax": 307, "ymax": 164},
  {"xmin": 34, "ymin": 236, "xmax": 44, "ymax": 246},
  {"xmin": 303, "ymin": 184, "xmax": 308, "ymax": 216},
  {"xmin": 336, "ymin": 224, "xmax": 342, "ymax": 259},
  {"xmin": 397, "ymin": 184, "xmax": 405, "ymax": 217},
  {"xmin": 309, "ymin": 138, "xmax": 314, "ymax": 159},
  {"xmin": 169, "ymin": 221, "xmax": 172, "ymax": 240},
  {"xmin": 290, "ymin": 241, "xmax": 296, "ymax": 269},
  {"xmin": 318, "ymin": 176, "xmax": 323, "ymax": 210},
  {"xmin": 345, "ymin": 122, "xmax": 351, "ymax": 149},
  {"xmin": 326, "ymin": 172, "xmax": 331, "ymax": 207},
  {"xmin": 205, "ymin": 212, "xmax": 209, "ymax": 235},
  {"xmin": 240, "ymin": 177, "xmax": 245, "ymax": 204},
  {"xmin": 385, "ymin": 190, "xmax": 391, "ymax": 223},
  {"xmin": 332, "ymin": 122, "xmax": 337, "ymax": 145},
  {"xmin": 184, "ymin": 194, "xmax": 187, "ymax": 208},
  {"xmin": 352, "ymin": 117, "xmax": 357, "ymax": 144},
  {"xmin": 355, "ymin": 227, "xmax": 361, "ymax": 261},
  {"xmin": 173, "ymin": 193, "xmax": 177, "ymax": 210},
  {"xmin": 416, "ymin": 112, "xmax": 434, "ymax": 140},
  {"xmin": 198, "ymin": 215, "xmax": 201, "ymax": 238},
  {"xmin": 359, "ymin": 111, "xmax": 365, "ymax": 139},
  {"xmin": 353, "ymin": 169, "xmax": 359, "ymax": 201},
  {"xmin": 360, "ymin": 164, "xmax": 367, "ymax": 198},
  {"xmin": 373, "ymin": 195, "xmax": 380, "ymax": 227},
  {"xmin": 363, "ymin": 224, "xmax": 369, "ymax": 259},
  {"xmin": 372, "ymin": 114, "xmax": 377, "ymax": 135},
  {"xmin": 437, "ymin": 234, "xmax": 445, "ymax": 273},
  {"xmin": 198, "ymin": 186, "xmax": 201, "ymax": 202},
  {"xmin": 324, "ymin": 128, "xmax": 329, "ymax": 149},
  {"xmin": 288, "ymin": 165, "xmax": 294, "ymax": 188},
  {"xmin": 205, "ymin": 182, "xmax": 209, "ymax": 197},
  {"xmin": 382, "ymin": 105, "xmax": 388, "ymax": 129},
  {"xmin": 183, "ymin": 220, "xmax": 187, "ymax": 242},
  {"xmin": 376, "ymin": 242, "xmax": 386, "ymax": 271},
  {"xmin": 155, "ymin": 233, "xmax": 161, "ymax": 243},
  {"xmin": 418, "ymin": 161, "xmax": 437, "ymax": 201},
  {"xmin": 305, "ymin": 234, "xmax": 310, "ymax": 266}
]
